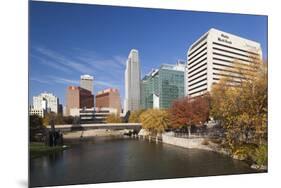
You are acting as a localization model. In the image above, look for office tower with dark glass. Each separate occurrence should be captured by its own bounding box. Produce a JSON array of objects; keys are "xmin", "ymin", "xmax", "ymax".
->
[
  {"xmin": 141, "ymin": 62, "xmax": 185, "ymax": 109},
  {"xmin": 186, "ymin": 28, "xmax": 262, "ymax": 97},
  {"xmin": 124, "ymin": 49, "xmax": 141, "ymax": 113}
]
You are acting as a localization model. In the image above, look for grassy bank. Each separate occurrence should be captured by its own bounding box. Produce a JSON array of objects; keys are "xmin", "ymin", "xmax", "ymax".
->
[{"xmin": 30, "ymin": 142, "xmax": 69, "ymax": 159}]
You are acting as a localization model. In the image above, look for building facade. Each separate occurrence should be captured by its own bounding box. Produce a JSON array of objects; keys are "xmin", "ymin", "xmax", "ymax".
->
[
  {"xmin": 124, "ymin": 49, "xmax": 141, "ymax": 113},
  {"xmin": 186, "ymin": 28, "xmax": 262, "ymax": 97},
  {"xmin": 141, "ymin": 63, "xmax": 185, "ymax": 109},
  {"xmin": 69, "ymin": 107, "xmax": 118, "ymax": 124},
  {"xmin": 65, "ymin": 86, "xmax": 94, "ymax": 116},
  {"xmin": 32, "ymin": 92, "xmax": 59, "ymax": 114},
  {"xmin": 29, "ymin": 106, "xmax": 45, "ymax": 117},
  {"xmin": 95, "ymin": 88, "xmax": 122, "ymax": 115},
  {"xmin": 80, "ymin": 74, "xmax": 94, "ymax": 94}
]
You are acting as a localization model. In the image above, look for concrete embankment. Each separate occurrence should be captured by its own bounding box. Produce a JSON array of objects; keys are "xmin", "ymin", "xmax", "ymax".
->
[
  {"xmin": 63, "ymin": 129, "xmax": 128, "ymax": 140},
  {"xmin": 162, "ymin": 133, "xmax": 213, "ymax": 151}
]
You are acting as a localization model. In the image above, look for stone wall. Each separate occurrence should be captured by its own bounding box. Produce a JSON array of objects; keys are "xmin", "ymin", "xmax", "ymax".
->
[{"xmin": 162, "ymin": 133, "xmax": 213, "ymax": 151}]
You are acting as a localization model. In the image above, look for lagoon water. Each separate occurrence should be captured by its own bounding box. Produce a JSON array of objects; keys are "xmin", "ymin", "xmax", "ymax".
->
[{"xmin": 30, "ymin": 136, "xmax": 258, "ymax": 187}]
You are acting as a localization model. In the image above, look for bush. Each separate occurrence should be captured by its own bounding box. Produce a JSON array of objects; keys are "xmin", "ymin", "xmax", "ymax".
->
[
  {"xmin": 250, "ymin": 144, "xmax": 268, "ymax": 166},
  {"xmin": 129, "ymin": 109, "xmax": 146, "ymax": 123},
  {"xmin": 106, "ymin": 114, "xmax": 122, "ymax": 123},
  {"xmin": 233, "ymin": 144, "xmax": 256, "ymax": 161}
]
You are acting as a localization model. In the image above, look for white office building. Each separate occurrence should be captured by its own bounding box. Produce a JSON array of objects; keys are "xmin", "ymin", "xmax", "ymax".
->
[
  {"xmin": 32, "ymin": 92, "xmax": 59, "ymax": 113},
  {"xmin": 29, "ymin": 106, "xmax": 45, "ymax": 118},
  {"xmin": 80, "ymin": 74, "xmax": 94, "ymax": 94},
  {"xmin": 124, "ymin": 49, "xmax": 141, "ymax": 113},
  {"xmin": 186, "ymin": 28, "xmax": 262, "ymax": 97}
]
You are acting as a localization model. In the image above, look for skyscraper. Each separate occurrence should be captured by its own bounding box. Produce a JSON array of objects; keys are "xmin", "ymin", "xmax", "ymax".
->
[
  {"xmin": 80, "ymin": 75, "xmax": 94, "ymax": 94},
  {"xmin": 186, "ymin": 28, "xmax": 262, "ymax": 97},
  {"xmin": 141, "ymin": 63, "xmax": 185, "ymax": 109},
  {"xmin": 124, "ymin": 49, "xmax": 141, "ymax": 113}
]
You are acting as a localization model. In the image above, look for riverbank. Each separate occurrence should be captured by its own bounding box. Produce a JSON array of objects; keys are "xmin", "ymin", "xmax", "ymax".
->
[
  {"xmin": 30, "ymin": 142, "xmax": 69, "ymax": 159},
  {"xmin": 161, "ymin": 132, "xmax": 267, "ymax": 171}
]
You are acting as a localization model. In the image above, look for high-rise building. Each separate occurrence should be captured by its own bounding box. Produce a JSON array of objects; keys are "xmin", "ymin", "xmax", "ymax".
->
[
  {"xmin": 186, "ymin": 28, "xmax": 262, "ymax": 97},
  {"xmin": 141, "ymin": 63, "xmax": 185, "ymax": 109},
  {"xmin": 80, "ymin": 75, "xmax": 94, "ymax": 94},
  {"xmin": 124, "ymin": 49, "xmax": 141, "ymax": 113},
  {"xmin": 32, "ymin": 92, "xmax": 59, "ymax": 113},
  {"xmin": 65, "ymin": 86, "xmax": 94, "ymax": 116},
  {"xmin": 95, "ymin": 88, "xmax": 122, "ymax": 115}
]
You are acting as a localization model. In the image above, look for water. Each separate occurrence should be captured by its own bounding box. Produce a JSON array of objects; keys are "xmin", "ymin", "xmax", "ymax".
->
[{"xmin": 30, "ymin": 136, "xmax": 258, "ymax": 187}]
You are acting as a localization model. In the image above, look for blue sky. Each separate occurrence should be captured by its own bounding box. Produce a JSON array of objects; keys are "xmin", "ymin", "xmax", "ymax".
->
[{"xmin": 29, "ymin": 1, "xmax": 267, "ymax": 106}]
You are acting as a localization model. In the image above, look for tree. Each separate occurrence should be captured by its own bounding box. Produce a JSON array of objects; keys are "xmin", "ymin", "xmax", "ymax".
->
[
  {"xmin": 129, "ymin": 109, "xmax": 146, "ymax": 123},
  {"xmin": 140, "ymin": 109, "xmax": 170, "ymax": 135},
  {"xmin": 106, "ymin": 114, "xmax": 122, "ymax": 123},
  {"xmin": 211, "ymin": 59, "xmax": 267, "ymax": 147},
  {"xmin": 43, "ymin": 112, "xmax": 66, "ymax": 126},
  {"xmin": 169, "ymin": 95, "xmax": 210, "ymax": 136},
  {"xmin": 29, "ymin": 115, "xmax": 45, "ymax": 141}
]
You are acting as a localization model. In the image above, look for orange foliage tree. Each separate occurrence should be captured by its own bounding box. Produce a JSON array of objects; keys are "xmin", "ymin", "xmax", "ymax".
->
[{"xmin": 169, "ymin": 94, "xmax": 210, "ymax": 136}]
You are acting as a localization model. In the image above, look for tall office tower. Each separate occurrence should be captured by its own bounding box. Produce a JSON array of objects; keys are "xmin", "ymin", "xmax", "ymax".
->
[
  {"xmin": 186, "ymin": 28, "xmax": 262, "ymax": 97},
  {"xmin": 80, "ymin": 75, "xmax": 94, "ymax": 94},
  {"xmin": 65, "ymin": 86, "xmax": 94, "ymax": 116},
  {"xmin": 32, "ymin": 92, "xmax": 59, "ymax": 113},
  {"xmin": 124, "ymin": 49, "xmax": 141, "ymax": 113},
  {"xmin": 140, "ymin": 63, "xmax": 185, "ymax": 109},
  {"xmin": 95, "ymin": 88, "xmax": 122, "ymax": 115}
]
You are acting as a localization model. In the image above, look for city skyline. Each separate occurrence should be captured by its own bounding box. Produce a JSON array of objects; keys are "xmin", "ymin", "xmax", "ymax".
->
[{"xmin": 29, "ymin": 1, "xmax": 267, "ymax": 106}]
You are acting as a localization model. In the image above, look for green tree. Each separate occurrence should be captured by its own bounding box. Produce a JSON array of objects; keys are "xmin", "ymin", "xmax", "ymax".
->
[
  {"xmin": 140, "ymin": 109, "xmax": 170, "ymax": 135},
  {"xmin": 29, "ymin": 115, "xmax": 45, "ymax": 141}
]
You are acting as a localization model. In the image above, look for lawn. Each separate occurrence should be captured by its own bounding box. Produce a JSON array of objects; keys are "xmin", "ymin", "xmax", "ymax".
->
[{"xmin": 30, "ymin": 142, "xmax": 69, "ymax": 159}]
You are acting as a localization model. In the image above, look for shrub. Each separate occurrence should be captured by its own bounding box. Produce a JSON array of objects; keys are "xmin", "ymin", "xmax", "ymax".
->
[
  {"xmin": 106, "ymin": 114, "xmax": 122, "ymax": 123},
  {"xmin": 250, "ymin": 144, "xmax": 268, "ymax": 166},
  {"xmin": 129, "ymin": 109, "xmax": 146, "ymax": 123}
]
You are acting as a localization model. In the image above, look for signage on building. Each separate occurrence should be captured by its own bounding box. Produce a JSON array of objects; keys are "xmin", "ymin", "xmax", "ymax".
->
[{"xmin": 217, "ymin": 33, "xmax": 232, "ymax": 44}]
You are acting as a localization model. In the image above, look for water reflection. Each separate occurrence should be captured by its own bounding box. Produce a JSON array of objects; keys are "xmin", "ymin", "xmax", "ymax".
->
[{"xmin": 30, "ymin": 137, "xmax": 259, "ymax": 187}]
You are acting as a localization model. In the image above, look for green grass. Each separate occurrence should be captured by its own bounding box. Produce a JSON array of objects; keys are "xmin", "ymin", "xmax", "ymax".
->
[{"xmin": 30, "ymin": 142, "xmax": 69, "ymax": 159}]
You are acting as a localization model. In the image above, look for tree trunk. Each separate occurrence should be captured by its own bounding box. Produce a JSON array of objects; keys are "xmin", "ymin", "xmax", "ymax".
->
[{"xmin": 187, "ymin": 126, "xmax": 191, "ymax": 137}]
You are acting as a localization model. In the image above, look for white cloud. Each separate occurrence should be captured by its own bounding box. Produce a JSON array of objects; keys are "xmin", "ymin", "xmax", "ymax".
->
[
  {"xmin": 30, "ymin": 77, "xmax": 51, "ymax": 84},
  {"xmin": 34, "ymin": 47, "xmax": 91, "ymax": 74},
  {"xmin": 48, "ymin": 76, "xmax": 79, "ymax": 85}
]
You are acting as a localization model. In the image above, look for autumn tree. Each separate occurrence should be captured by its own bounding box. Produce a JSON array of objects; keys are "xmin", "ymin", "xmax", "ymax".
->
[
  {"xmin": 106, "ymin": 114, "xmax": 122, "ymax": 123},
  {"xmin": 211, "ymin": 59, "xmax": 267, "ymax": 147},
  {"xmin": 169, "ymin": 95, "xmax": 210, "ymax": 136},
  {"xmin": 129, "ymin": 109, "xmax": 146, "ymax": 123},
  {"xmin": 43, "ymin": 112, "xmax": 65, "ymax": 126},
  {"xmin": 140, "ymin": 109, "xmax": 170, "ymax": 135}
]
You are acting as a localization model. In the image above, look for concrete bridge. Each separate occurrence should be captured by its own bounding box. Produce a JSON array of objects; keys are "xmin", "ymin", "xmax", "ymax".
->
[{"xmin": 46, "ymin": 123, "xmax": 142, "ymax": 132}]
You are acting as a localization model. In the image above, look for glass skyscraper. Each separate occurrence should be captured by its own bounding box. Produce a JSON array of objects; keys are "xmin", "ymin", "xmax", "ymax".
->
[{"xmin": 141, "ymin": 63, "xmax": 185, "ymax": 109}]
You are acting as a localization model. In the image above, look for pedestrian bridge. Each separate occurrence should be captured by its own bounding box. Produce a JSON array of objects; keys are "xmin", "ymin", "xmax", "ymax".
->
[{"xmin": 46, "ymin": 123, "xmax": 142, "ymax": 132}]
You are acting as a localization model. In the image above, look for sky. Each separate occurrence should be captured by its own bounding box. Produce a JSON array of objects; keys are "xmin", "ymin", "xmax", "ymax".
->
[{"xmin": 29, "ymin": 1, "xmax": 268, "ymax": 106}]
